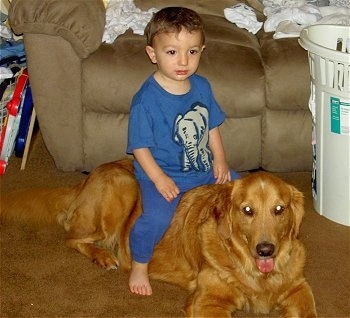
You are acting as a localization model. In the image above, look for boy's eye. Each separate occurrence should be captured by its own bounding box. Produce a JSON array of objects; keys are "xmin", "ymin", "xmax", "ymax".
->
[
  {"xmin": 167, "ymin": 50, "xmax": 176, "ymax": 55},
  {"xmin": 189, "ymin": 50, "xmax": 198, "ymax": 54}
]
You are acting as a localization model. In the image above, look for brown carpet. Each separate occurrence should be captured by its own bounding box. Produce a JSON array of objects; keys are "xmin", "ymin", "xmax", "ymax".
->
[{"xmin": 1, "ymin": 132, "xmax": 349, "ymax": 318}]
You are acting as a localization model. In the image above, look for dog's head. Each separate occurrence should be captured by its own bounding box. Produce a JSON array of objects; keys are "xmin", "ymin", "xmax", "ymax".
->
[{"xmin": 210, "ymin": 172, "xmax": 305, "ymax": 274}]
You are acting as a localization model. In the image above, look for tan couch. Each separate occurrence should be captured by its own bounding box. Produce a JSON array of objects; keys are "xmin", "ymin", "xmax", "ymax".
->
[{"xmin": 9, "ymin": 0, "xmax": 312, "ymax": 172}]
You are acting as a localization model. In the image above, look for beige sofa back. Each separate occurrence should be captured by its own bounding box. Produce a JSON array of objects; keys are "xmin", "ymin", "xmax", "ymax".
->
[{"xmin": 9, "ymin": 0, "xmax": 312, "ymax": 172}]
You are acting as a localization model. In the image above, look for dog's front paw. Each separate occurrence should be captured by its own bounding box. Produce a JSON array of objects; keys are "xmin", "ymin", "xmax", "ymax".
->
[{"xmin": 92, "ymin": 250, "xmax": 119, "ymax": 270}]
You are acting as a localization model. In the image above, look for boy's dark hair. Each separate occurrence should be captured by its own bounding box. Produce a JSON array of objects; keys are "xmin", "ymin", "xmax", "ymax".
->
[{"xmin": 145, "ymin": 7, "xmax": 205, "ymax": 46}]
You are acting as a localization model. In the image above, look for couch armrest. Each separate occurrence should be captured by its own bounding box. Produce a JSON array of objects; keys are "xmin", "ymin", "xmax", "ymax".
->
[{"xmin": 9, "ymin": 0, "xmax": 105, "ymax": 58}]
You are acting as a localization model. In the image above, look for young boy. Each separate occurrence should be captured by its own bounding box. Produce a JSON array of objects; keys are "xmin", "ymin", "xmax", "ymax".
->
[{"xmin": 127, "ymin": 7, "xmax": 239, "ymax": 296}]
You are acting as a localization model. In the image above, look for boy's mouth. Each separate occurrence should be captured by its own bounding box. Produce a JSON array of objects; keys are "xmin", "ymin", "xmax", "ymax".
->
[{"xmin": 176, "ymin": 70, "xmax": 188, "ymax": 75}]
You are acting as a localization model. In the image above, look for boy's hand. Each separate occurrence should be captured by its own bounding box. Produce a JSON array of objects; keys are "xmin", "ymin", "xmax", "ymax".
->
[
  {"xmin": 208, "ymin": 127, "xmax": 231, "ymax": 184},
  {"xmin": 132, "ymin": 148, "xmax": 180, "ymax": 202},
  {"xmin": 213, "ymin": 160, "xmax": 231, "ymax": 184},
  {"xmin": 154, "ymin": 174, "xmax": 180, "ymax": 202}
]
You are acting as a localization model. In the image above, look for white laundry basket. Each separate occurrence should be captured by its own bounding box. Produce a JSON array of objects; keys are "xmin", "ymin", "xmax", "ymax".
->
[{"xmin": 299, "ymin": 25, "xmax": 350, "ymax": 226}]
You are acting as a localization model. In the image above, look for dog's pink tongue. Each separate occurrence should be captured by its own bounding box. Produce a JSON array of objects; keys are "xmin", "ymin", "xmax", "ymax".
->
[{"xmin": 256, "ymin": 258, "xmax": 274, "ymax": 273}]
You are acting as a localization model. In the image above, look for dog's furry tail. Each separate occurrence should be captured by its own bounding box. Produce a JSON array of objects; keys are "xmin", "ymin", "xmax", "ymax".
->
[{"xmin": 0, "ymin": 187, "xmax": 77, "ymax": 226}]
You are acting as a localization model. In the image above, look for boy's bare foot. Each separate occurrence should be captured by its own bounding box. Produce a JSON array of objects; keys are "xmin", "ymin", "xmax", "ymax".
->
[{"xmin": 129, "ymin": 261, "xmax": 152, "ymax": 296}]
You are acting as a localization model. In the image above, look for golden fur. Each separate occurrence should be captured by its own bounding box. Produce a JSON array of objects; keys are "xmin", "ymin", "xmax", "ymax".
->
[{"xmin": 1, "ymin": 159, "xmax": 317, "ymax": 317}]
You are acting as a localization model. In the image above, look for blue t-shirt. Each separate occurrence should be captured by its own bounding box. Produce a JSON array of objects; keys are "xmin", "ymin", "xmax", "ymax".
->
[{"xmin": 127, "ymin": 74, "xmax": 225, "ymax": 183}]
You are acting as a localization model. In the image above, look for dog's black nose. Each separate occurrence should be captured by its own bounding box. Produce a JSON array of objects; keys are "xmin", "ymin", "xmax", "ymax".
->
[{"xmin": 256, "ymin": 242, "xmax": 275, "ymax": 257}]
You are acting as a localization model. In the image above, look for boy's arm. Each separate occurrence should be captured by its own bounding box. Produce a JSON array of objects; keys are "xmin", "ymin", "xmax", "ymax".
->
[
  {"xmin": 133, "ymin": 148, "xmax": 180, "ymax": 201},
  {"xmin": 133, "ymin": 148, "xmax": 165, "ymax": 182},
  {"xmin": 209, "ymin": 127, "xmax": 231, "ymax": 183}
]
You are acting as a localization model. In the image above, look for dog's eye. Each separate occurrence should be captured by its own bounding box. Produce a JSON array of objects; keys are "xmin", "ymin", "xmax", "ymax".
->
[
  {"xmin": 242, "ymin": 206, "xmax": 253, "ymax": 216},
  {"xmin": 274, "ymin": 205, "xmax": 284, "ymax": 215}
]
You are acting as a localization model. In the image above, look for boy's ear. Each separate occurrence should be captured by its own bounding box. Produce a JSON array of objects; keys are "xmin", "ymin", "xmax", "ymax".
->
[{"xmin": 146, "ymin": 46, "xmax": 157, "ymax": 64}]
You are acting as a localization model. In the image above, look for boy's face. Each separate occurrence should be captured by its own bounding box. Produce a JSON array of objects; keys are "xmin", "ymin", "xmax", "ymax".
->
[{"xmin": 146, "ymin": 29, "xmax": 205, "ymax": 83}]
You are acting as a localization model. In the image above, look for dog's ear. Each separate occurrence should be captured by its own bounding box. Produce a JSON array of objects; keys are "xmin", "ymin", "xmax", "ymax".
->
[
  {"xmin": 197, "ymin": 183, "xmax": 234, "ymax": 240},
  {"xmin": 217, "ymin": 213, "xmax": 232, "ymax": 240},
  {"xmin": 289, "ymin": 185, "xmax": 305, "ymax": 238},
  {"xmin": 215, "ymin": 182, "xmax": 235, "ymax": 240}
]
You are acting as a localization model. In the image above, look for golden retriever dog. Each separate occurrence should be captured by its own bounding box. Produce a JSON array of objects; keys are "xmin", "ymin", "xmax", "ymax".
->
[{"xmin": 1, "ymin": 159, "xmax": 317, "ymax": 317}]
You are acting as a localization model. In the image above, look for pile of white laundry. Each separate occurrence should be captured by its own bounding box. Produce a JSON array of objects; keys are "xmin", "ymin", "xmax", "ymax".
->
[
  {"xmin": 224, "ymin": 0, "xmax": 350, "ymax": 38},
  {"xmin": 224, "ymin": 4, "xmax": 263, "ymax": 34},
  {"xmin": 102, "ymin": 0, "xmax": 157, "ymax": 44},
  {"xmin": 263, "ymin": 0, "xmax": 350, "ymax": 38},
  {"xmin": 329, "ymin": 0, "xmax": 350, "ymax": 8},
  {"xmin": 102, "ymin": 0, "xmax": 350, "ymax": 42}
]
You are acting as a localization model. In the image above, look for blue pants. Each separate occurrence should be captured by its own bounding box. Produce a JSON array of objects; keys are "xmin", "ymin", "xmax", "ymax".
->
[{"xmin": 130, "ymin": 170, "xmax": 240, "ymax": 263}]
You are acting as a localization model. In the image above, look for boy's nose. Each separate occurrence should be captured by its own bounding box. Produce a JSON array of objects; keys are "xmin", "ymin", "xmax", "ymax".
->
[{"xmin": 178, "ymin": 54, "xmax": 188, "ymax": 66}]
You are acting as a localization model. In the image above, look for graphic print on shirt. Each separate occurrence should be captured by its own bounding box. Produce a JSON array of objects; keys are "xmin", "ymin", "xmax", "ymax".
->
[{"xmin": 173, "ymin": 104, "xmax": 212, "ymax": 172}]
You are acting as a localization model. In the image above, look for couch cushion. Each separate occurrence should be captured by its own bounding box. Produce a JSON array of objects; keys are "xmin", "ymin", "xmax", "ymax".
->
[
  {"xmin": 82, "ymin": 32, "xmax": 154, "ymax": 115},
  {"xmin": 261, "ymin": 34, "xmax": 310, "ymax": 111},
  {"xmin": 83, "ymin": 111, "xmax": 130, "ymax": 170},
  {"xmin": 222, "ymin": 116, "xmax": 261, "ymax": 170},
  {"xmin": 262, "ymin": 109, "xmax": 312, "ymax": 172}
]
